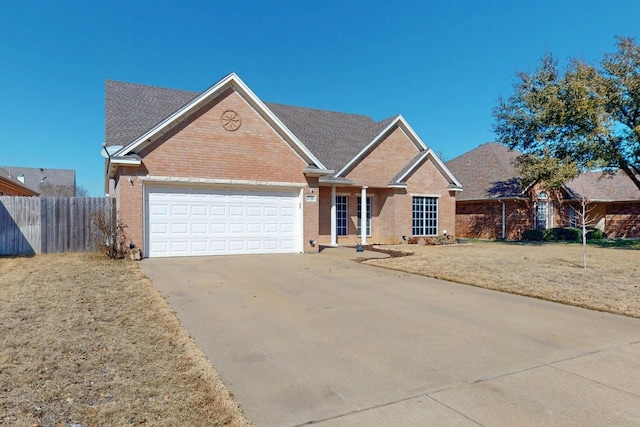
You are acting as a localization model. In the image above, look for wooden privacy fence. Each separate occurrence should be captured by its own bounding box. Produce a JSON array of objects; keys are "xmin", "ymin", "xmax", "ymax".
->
[{"xmin": 0, "ymin": 196, "xmax": 115, "ymax": 255}]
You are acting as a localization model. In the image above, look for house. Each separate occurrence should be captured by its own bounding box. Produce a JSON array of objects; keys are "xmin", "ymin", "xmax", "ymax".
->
[
  {"xmin": 0, "ymin": 166, "xmax": 76, "ymax": 196},
  {"xmin": 104, "ymin": 73, "xmax": 462, "ymax": 257},
  {"xmin": 445, "ymin": 142, "xmax": 640, "ymax": 239},
  {"xmin": 0, "ymin": 167, "xmax": 38, "ymax": 196}
]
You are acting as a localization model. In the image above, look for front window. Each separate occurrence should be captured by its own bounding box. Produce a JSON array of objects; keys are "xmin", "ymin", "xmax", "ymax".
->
[
  {"xmin": 336, "ymin": 195, "xmax": 348, "ymax": 236},
  {"xmin": 568, "ymin": 205, "xmax": 578, "ymax": 227},
  {"xmin": 412, "ymin": 196, "xmax": 438, "ymax": 235},
  {"xmin": 537, "ymin": 192, "xmax": 548, "ymax": 230},
  {"xmin": 357, "ymin": 196, "xmax": 372, "ymax": 236}
]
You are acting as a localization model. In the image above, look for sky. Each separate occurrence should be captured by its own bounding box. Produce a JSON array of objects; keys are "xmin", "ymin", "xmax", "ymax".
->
[{"xmin": 1, "ymin": 0, "xmax": 639, "ymax": 196}]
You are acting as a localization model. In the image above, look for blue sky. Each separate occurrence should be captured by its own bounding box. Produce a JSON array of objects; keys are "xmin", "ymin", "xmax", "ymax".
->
[{"xmin": 1, "ymin": 0, "xmax": 639, "ymax": 196}]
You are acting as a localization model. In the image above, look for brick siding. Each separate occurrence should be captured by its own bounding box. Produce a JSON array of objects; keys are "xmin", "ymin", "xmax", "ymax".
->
[
  {"xmin": 115, "ymin": 88, "xmax": 317, "ymax": 255},
  {"xmin": 605, "ymin": 202, "xmax": 640, "ymax": 238},
  {"xmin": 317, "ymin": 141, "xmax": 455, "ymax": 244}
]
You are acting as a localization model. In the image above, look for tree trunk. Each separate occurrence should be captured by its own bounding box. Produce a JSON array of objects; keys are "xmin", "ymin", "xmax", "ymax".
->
[{"xmin": 582, "ymin": 204, "xmax": 587, "ymax": 269}]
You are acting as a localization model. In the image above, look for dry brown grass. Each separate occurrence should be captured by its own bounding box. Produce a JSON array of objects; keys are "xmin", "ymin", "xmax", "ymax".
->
[
  {"xmin": 0, "ymin": 253, "xmax": 253, "ymax": 427},
  {"xmin": 368, "ymin": 241, "xmax": 640, "ymax": 318}
]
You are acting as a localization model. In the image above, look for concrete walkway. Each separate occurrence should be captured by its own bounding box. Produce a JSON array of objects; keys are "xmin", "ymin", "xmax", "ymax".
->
[{"xmin": 141, "ymin": 251, "xmax": 640, "ymax": 426}]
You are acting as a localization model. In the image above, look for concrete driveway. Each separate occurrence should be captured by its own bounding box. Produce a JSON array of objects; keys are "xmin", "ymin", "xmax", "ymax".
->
[{"xmin": 141, "ymin": 248, "xmax": 640, "ymax": 426}]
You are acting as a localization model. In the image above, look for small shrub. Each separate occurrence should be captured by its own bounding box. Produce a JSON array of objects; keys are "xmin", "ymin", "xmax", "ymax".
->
[
  {"xmin": 522, "ymin": 229, "xmax": 545, "ymax": 241},
  {"xmin": 548, "ymin": 227, "xmax": 582, "ymax": 241},
  {"xmin": 90, "ymin": 210, "xmax": 129, "ymax": 259},
  {"xmin": 586, "ymin": 228, "xmax": 605, "ymax": 240}
]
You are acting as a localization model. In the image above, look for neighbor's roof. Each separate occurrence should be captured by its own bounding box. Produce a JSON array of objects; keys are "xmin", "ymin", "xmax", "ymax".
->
[
  {"xmin": 0, "ymin": 166, "xmax": 75, "ymax": 194},
  {"xmin": 445, "ymin": 142, "xmax": 640, "ymax": 202},
  {"xmin": 445, "ymin": 142, "xmax": 522, "ymax": 201},
  {"xmin": 0, "ymin": 167, "xmax": 39, "ymax": 196},
  {"xmin": 104, "ymin": 80, "xmax": 400, "ymax": 173},
  {"xmin": 567, "ymin": 171, "xmax": 640, "ymax": 202}
]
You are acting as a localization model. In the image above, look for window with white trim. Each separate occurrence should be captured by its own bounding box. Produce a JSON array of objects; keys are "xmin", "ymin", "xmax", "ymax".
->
[
  {"xmin": 412, "ymin": 196, "xmax": 438, "ymax": 236},
  {"xmin": 536, "ymin": 192, "xmax": 548, "ymax": 230},
  {"xmin": 568, "ymin": 205, "xmax": 578, "ymax": 228},
  {"xmin": 357, "ymin": 196, "xmax": 372, "ymax": 236},
  {"xmin": 336, "ymin": 195, "xmax": 348, "ymax": 236}
]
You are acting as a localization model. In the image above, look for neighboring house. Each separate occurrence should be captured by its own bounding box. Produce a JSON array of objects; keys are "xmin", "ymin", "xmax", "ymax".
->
[
  {"xmin": 0, "ymin": 166, "xmax": 76, "ymax": 196},
  {"xmin": 0, "ymin": 167, "xmax": 39, "ymax": 196},
  {"xmin": 104, "ymin": 73, "xmax": 462, "ymax": 258},
  {"xmin": 446, "ymin": 142, "xmax": 640, "ymax": 239}
]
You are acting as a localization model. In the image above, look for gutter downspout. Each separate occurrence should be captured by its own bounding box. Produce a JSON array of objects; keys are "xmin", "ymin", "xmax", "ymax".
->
[
  {"xmin": 499, "ymin": 199, "xmax": 506, "ymax": 240},
  {"xmin": 330, "ymin": 186, "xmax": 337, "ymax": 246}
]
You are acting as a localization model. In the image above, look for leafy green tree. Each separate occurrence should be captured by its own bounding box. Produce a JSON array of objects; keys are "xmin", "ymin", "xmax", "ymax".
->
[
  {"xmin": 494, "ymin": 36, "xmax": 640, "ymax": 191},
  {"xmin": 513, "ymin": 151, "xmax": 579, "ymax": 189}
]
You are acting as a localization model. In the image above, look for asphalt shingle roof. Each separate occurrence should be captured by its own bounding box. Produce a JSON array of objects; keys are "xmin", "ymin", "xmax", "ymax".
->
[
  {"xmin": 105, "ymin": 81, "xmax": 398, "ymax": 172},
  {"xmin": 446, "ymin": 142, "xmax": 640, "ymax": 202},
  {"xmin": 445, "ymin": 143, "xmax": 522, "ymax": 201},
  {"xmin": 567, "ymin": 171, "xmax": 640, "ymax": 201},
  {"xmin": 105, "ymin": 80, "xmax": 199, "ymax": 148}
]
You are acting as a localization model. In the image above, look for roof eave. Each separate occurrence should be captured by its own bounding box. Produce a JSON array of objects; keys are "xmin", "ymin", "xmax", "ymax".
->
[
  {"xmin": 303, "ymin": 167, "xmax": 335, "ymax": 177},
  {"xmin": 108, "ymin": 156, "xmax": 142, "ymax": 179},
  {"xmin": 318, "ymin": 177, "xmax": 356, "ymax": 186},
  {"xmin": 0, "ymin": 176, "xmax": 39, "ymax": 196}
]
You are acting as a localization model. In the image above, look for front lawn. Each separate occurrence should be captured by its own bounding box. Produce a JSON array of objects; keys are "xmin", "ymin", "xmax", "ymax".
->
[
  {"xmin": 369, "ymin": 241, "xmax": 640, "ymax": 318},
  {"xmin": 0, "ymin": 254, "xmax": 253, "ymax": 426}
]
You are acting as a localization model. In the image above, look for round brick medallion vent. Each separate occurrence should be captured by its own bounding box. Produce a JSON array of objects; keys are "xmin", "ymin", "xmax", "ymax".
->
[{"xmin": 221, "ymin": 110, "xmax": 241, "ymax": 131}]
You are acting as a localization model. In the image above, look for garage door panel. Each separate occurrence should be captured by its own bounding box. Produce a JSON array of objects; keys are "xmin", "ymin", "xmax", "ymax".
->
[
  {"xmin": 210, "ymin": 241, "xmax": 227, "ymax": 253},
  {"xmin": 229, "ymin": 223, "xmax": 244, "ymax": 233},
  {"xmin": 264, "ymin": 223, "xmax": 278, "ymax": 233},
  {"xmin": 211, "ymin": 206, "xmax": 226, "ymax": 216},
  {"xmin": 247, "ymin": 206, "xmax": 261, "ymax": 216},
  {"xmin": 192, "ymin": 205, "xmax": 208, "ymax": 216},
  {"xmin": 281, "ymin": 240, "xmax": 295, "ymax": 250},
  {"xmin": 171, "ymin": 223, "xmax": 188, "ymax": 234},
  {"xmin": 151, "ymin": 223, "xmax": 168, "ymax": 234},
  {"xmin": 247, "ymin": 223, "xmax": 262, "ymax": 233},
  {"xmin": 192, "ymin": 223, "xmax": 207, "ymax": 234},
  {"xmin": 191, "ymin": 241, "xmax": 208, "ymax": 253},
  {"xmin": 211, "ymin": 223, "xmax": 226, "ymax": 234},
  {"xmin": 147, "ymin": 187, "xmax": 300, "ymax": 257}
]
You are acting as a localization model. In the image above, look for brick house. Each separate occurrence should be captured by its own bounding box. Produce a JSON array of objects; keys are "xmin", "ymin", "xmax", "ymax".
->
[
  {"xmin": 446, "ymin": 143, "xmax": 640, "ymax": 239},
  {"xmin": 104, "ymin": 73, "xmax": 462, "ymax": 257}
]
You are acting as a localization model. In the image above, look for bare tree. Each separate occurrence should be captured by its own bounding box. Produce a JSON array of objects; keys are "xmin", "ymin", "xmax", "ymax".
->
[
  {"xmin": 570, "ymin": 179, "xmax": 597, "ymax": 269},
  {"xmin": 38, "ymin": 182, "xmax": 76, "ymax": 196},
  {"xmin": 75, "ymin": 185, "xmax": 90, "ymax": 197}
]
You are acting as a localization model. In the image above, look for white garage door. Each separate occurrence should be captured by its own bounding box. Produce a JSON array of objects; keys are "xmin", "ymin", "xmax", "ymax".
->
[{"xmin": 147, "ymin": 187, "xmax": 301, "ymax": 257}]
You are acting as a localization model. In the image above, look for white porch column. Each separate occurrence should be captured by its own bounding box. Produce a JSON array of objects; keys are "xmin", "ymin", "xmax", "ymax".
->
[
  {"xmin": 360, "ymin": 186, "xmax": 367, "ymax": 245},
  {"xmin": 330, "ymin": 186, "xmax": 337, "ymax": 246}
]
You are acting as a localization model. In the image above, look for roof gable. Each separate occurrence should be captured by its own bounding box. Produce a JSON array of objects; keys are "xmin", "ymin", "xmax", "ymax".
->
[
  {"xmin": 391, "ymin": 149, "xmax": 462, "ymax": 189},
  {"xmin": 265, "ymin": 103, "xmax": 394, "ymax": 171},
  {"xmin": 334, "ymin": 115, "xmax": 427, "ymax": 177},
  {"xmin": 111, "ymin": 73, "xmax": 325, "ymax": 170}
]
